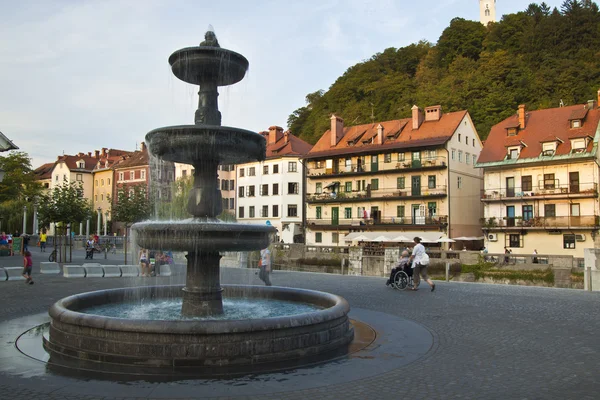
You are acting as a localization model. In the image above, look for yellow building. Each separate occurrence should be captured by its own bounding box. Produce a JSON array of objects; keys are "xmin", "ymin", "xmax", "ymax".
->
[
  {"xmin": 92, "ymin": 148, "xmax": 131, "ymax": 220},
  {"xmin": 304, "ymin": 105, "xmax": 483, "ymax": 246},
  {"xmin": 476, "ymin": 98, "xmax": 600, "ymax": 258}
]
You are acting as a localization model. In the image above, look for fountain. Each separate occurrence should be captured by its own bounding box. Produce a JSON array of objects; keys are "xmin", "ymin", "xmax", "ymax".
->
[{"xmin": 44, "ymin": 29, "xmax": 354, "ymax": 375}]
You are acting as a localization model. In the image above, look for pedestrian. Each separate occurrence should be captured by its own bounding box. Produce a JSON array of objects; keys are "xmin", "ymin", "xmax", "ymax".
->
[
  {"xmin": 386, "ymin": 250, "xmax": 411, "ymax": 287},
  {"xmin": 85, "ymin": 236, "xmax": 95, "ymax": 259},
  {"xmin": 533, "ymin": 249, "xmax": 538, "ymax": 264},
  {"xmin": 408, "ymin": 236, "xmax": 435, "ymax": 292},
  {"xmin": 39, "ymin": 230, "xmax": 47, "ymax": 252},
  {"xmin": 139, "ymin": 248, "xmax": 150, "ymax": 277},
  {"xmin": 22, "ymin": 250, "xmax": 34, "ymax": 285},
  {"xmin": 258, "ymin": 247, "xmax": 272, "ymax": 286},
  {"xmin": 504, "ymin": 247, "xmax": 511, "ymax": 263},
  {"xmin": 22, "ymin": 234, "xmax": 29, "ymax": 253}
]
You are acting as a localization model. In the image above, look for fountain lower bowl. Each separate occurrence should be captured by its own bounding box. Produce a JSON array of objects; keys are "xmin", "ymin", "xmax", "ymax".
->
[
  {"xmin": 45, "ymin": 285, "xmax": 354, "ymax": 374},
  {"xmin": 131, "ymin": 219, "xmax": 275, "ymax": 252}
]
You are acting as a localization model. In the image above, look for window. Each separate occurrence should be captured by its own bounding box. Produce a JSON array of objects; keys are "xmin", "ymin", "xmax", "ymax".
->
[
  {"xmin": 249, "ymin": 206, "xmax": 255, "ymax": 218},
  {"xmin": 345, "ymin": 158, "xmax": 351, "ymax": 169},
  {"xmin": 76, "ymin": 173, "xmax": 83, "ymax": 181},
  {"xmin": 55, "ymin": 175, "xmax": 59, "ymax": 182},
  {"xmin": 272, "ymin": 205, "xmax": 279, "ymax": 217},
  {"xmin": 542, "ymin": 142, "xmax": 556, "ymax": 156},
  {"xmin": 544, "ymin": 174, "xmax": 556, "ymax": 189},
  {"xmin": 427, "ymin": 202, "xmax": 437, "ymax": 217},
  {"xmin": 457, "ymin": 176, "xmax": 462, "ymax": 189},
  {"xmin": 288, "ymin": 162, "xmax": 297, "ymax": 172},
  {"xmin": 130, "ymin": 171, "xmax": 135, "ymax": 179},
  {"xmin": 522, "ymin": 205, "xmax": 533, "ymax": 221},
  {"xmin": 465, "ymin": 153, "xmax": 470, "ymax": 165},
  {"xmin": 263, "ymin": 165, "xmax": 269, "ymax": 174},
  {"xmin": 507, "ymin": 128, "xmax": 517, "ymax": 136},
  {"xmin": 229, "ymin": 180, "xmax": 234, "ymax": 190},
  {"xmin": 451, "ymin": 149, "xmax": 456, "ymax": 160},
  {"xmin": 398, "ymin": 153, "xmax": 405, "ymax": 162},
  {"xmin": 315, "ymin": 232, "xmax": 322, "ymax": 243},
  {"xmin": 384, "ymin": 153, "xmax": 392, "ymax": 163},
  {"xmin": 572, "ymin": 139, "xmax": 586, "ymax": 150},
  {"xmin": 316, "ymin": 183, "xmax": 322, "ymax": 194},
  {"xmin": 239, "ymin": 168, "xmax": 245, "ymax": 177},
  {"xmin": 273, "ymin": 164, "xmax": 279, "ymax": 174},
  {"xmin": 426, "ymin": 150, "xmax": 436, "ymax": 159},
  {"xmin": 262, "ymin": 205, "xmax": 268, "ymax": 218},
  {"xmin": 344, "ymin": 207, "xmax": 352, "ymax": 219},
  {"xmin": 428, "ymin": 175, "xmax": 436, "ymax": 189},
  {"xmin": 141, "ymin": 170, "xmax": 146, "ymax": 180},
  {"xmin": 95, "ymin": 180, "xmax": 98, "ymax": 187},
  {"xmin": 248, "ymin": 186, "xmax": 255, "ymax": 197},
  {"xmin": 229, "ymin": 198, "xmax": 234, "ymax": 209},
  {"xmin": 345, "ymin": 182, "xmax": 352, "ymax": 192},
  {"xmin": 397, "ymin": 177, "xmax": 405, "ymax": 189},
  {"xmin": 571, "ymin": 120, "xmax": 581, "ymax": 128},
  {"xmin": 458, "ymin": 151, "xmax": 463, "ymax": 162},
  {"xmin": 107, "ymin": 178, "xmax": 111, "ymax": 185},
  {"xmin": 287, "ymin": 204, "xmax": 298, "ymax": 217},
  {"xmin": 571, "ymin": 203, "xmax": 580, "ymax": 217},
  {"xmin": 78, "ymin": 161, "xmax": 85, "ymax": 168},
  {"xmin": 473, "ymin": 155, "xmax": 477, "ymax": 165},
  {"xmin": 544, "ymin": 204, "xmax": 556, "ymax": 217},
  {"xmin": 564, "ymin": 234, "xmax": 576, "ymax": 249},
  {"xmin": 118, "ymin": 172, "xmax": 124, "ymax": 181},
  {"xmin": 95, "ymin": 195, "xmax": 98, "ymax": 201},
  {"xmin": 273, "ymin": 183, "xmax": 279, "ymax": 195},
  {"xmin": 101, "ymin": 194, "xmax": 104, "ymax": 201},
  {"xmin": 100, "ymin": 179, "xmax": 104, "ymax": 186},
  {"xmin": 508, "ymin": 234, "xmax": 522, "ymax": 248},
  {"xmin": 458, "ymin": 134, "xmax": 461, "ymax": 142},
  {"xmin": 288, "ymin": 182, "xmax": 299, "ymax": 194},
  {"xmin": 260, "ymin": 184, "xmax": 268, "ymax": 196},
  {"xmin": 332, "ymin": 233, "xmax": 339, "ymax": 244},
  {"xmin": 222, "ymin": 198, "xmax": 229, "ymax": 210},
  {"xmin": 238, "ymin": 207, "xmax": 245, "ymax": 218},
  {"xmin": 248, "ymin": 167, "xmax": 256, "ymax": 176},
  {"xmin": 465, "ymin": 136, "xmax": 469, "ymax": 145},
  {"xmin": 521, "ymin": 176, "xmax": 532, "ymax": 192},
  {"xmin": 397, "ymin": 205, "xmax": 405, "ymax": 218},
  {"xmin": 371, "ymin": 178, "xmax": 379, "ymax": 190},
  {"xmin": 473, "ymin": 138, "xmax": 475, "ymax": 147},
  {"xmin": 316, "ymin": 206, "xmax": 322, "ymax": 219},
  {"xmin": 239, "ymin": 186, "xmax": 245, "ymax": 197}
]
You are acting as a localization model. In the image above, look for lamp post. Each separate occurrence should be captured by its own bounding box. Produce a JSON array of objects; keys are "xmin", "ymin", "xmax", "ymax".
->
[
  {"xmin": 86, "ymin": 217, "xmax": 90, "ymax": 238},
  {"xmin": 22, "ymin": 205, "xmax": 27, "ymax": 235},
  {"xmin": 32, "ymin": 199, "xmax": 38, "ymax": 235},
  {"xmin": 103, "ymin": 211, "xmax": 108, "ymax": 236},
  {"xmin": 97, "ymin": 207, "xmax": 102, "ymax": 236}
]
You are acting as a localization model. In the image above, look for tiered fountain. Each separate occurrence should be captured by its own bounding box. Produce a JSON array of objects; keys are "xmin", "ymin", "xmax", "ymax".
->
[{"xmin": 44, "ymin": 30, "xmax": 354, "ymax": 376}]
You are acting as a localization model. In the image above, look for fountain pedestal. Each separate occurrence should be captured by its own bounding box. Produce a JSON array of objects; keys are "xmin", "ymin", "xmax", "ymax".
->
[{"xmin": 182, "ymin": 251, "xmax": 223, "ymax": 316}]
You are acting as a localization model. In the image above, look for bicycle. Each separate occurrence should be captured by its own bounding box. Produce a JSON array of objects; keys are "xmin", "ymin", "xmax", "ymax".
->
[{"xmin": 49, "ymin": 249, "xmax": 57, "ymax": 262}]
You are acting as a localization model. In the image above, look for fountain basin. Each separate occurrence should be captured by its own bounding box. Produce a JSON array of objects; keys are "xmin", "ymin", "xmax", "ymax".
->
[
  {"xmin": 132, "ymin": 220, "xmax": 275, "ymax": 252},
  {"xmin": 169, "ymin": 46, "xmax": 248, "ymax": 86},
  {"xmin": 45, "ymin": 285, "xmax": 354, "ymax": 373},
  {"xmin": 146, "ymin": 125, "xmax": 265, "ymax": 165}
]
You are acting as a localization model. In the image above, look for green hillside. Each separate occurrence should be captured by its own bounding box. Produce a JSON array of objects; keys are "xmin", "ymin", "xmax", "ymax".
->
[{"xmin": 288, "ymin": 1, "xmax": 600, "ymax": 143}]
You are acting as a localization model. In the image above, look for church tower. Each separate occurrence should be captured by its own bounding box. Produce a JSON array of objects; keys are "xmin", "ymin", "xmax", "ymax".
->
[{"xmin": 479, "ymin": 0, "xmax": 496, "ymax": 25}]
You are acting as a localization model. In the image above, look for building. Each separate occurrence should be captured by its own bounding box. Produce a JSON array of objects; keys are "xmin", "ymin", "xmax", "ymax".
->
[
  {"xmin": 303, "ymin": 106, "xmax": 483, "ymax": 246},
  {"xmin": 175, "ymin": 162, "xmax": 237, "ymax": 216},
  {"xmin": 476, "ymin": 97, "xmax": 600, "ymax": 257},
  {"xmin": 0, "ymin": 130, "xmax": 18, "ymax": 152},
  {"xmin": 33, "ymin": 163, "xmax": 55, "ymax": 191},
  {"xmin": 92, "ymin": 148, "xmax": 132, "ymax": 228},
  {"xmin": 236, "ymin": 126, "xmax": 312, "ymax": 243},
  {"xmin": 480, "ymin": 0, "xmax": 496, "ymax": 25},
  {"xmin": 51, "ymin": 152, "xmax": 99, "ymax": 200}
]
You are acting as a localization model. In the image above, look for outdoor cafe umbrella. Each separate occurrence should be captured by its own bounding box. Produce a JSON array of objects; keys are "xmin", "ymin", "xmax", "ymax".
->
[
  {"xmin": 390, "ymin": 234, "xmax": 412, "ymax": 242},
  {"xmin": 436, "ymin": 238, "xmax": 456, "ymax": 243},
  {"xmin": 371, "ymin": 235, "xmax": 390, "ymax": 242}
]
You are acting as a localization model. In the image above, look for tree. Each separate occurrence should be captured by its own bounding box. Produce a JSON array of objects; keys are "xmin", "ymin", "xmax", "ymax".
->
[
  {"xmin": 0, "ymin": 151, "xmax": 41, "ymax": 203},
  {"xmin": 111, "ymin": 184, "xmax": 152, "ymax": 264}
]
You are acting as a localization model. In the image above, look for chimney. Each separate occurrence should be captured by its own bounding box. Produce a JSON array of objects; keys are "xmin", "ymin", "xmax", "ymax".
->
[
  {"xmin": 588, "ymin": 100, "xmax": 597, "ymax": 110},
  {"xmin": 424, "ymin": 105, "xmax": 442, "ymax": 121},
  {"xmin": 284, "ymin": 131, "xmax": 289, "ymax": 145},
  {"xmin": 102, "ymin": 147, "xmax": 108, "ymax": 157},
  {"xmin": 377, "ymin": 124, "xmax": 384, "ymax": 144},
  {"xmin": 411, "ymin": 105, "xmax": 424, "ymax": 130},
  {"xmin": 330, "ymin": 115, "xmax": 344, "ymax": 147},
  {"xmin": 518, "ymin": 104, "xmax": 526, "ymax": 129},
  {"xmin": 87, "ymin": 152, "xmax": 92, "ymax": 157},
  {"xmin": 77, "ymin": 152, "xmax": 84, "ymax": 157},
  {"xmin": 140, "ymin": 142, "xmax": 146, "ymax": 151},
  {"xmin": 94, "ymin": 150, "xmax": 100, "ymax": 158},
  {"xmin": 268, "ymin": 126, "xmax": 283, "ymax": 145}
]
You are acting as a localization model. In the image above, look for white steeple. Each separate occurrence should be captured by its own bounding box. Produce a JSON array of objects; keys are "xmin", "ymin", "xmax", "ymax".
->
[{"xmin": 479, "ymin": 0, "xmax": 496, "ymax": 26}]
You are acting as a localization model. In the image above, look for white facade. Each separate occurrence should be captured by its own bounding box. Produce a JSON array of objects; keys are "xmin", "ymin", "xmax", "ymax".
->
[
  {"xmin": 236, "ymin": 157, "xmax": 304, "ymax": 243},
  {"xmin": 174, "ymin": 162, "xmax": 236, "ymax": 215},
  {"xmin": 480, "ymin": 0, "xmax": 496, "ymax": 25}
]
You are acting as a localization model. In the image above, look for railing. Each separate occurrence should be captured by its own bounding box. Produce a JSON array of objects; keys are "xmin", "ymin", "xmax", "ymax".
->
[
  {"xmin": 307, "ymin": 215, "xmax": 448, "ymax": 227},
  {"xmin": 481, "ymin": 182, "xmax": 597, "ymax": 200},
  {"xmin": 487, "ymin": 215, "xmax": 599, "ymax": 229},
  {"xmin": 307, "ymin": 156, "xmax": 447, "ymax": 177},
  {"xmin": 307, "ymin": 185, "xmax": 447, "ymax": 202}
]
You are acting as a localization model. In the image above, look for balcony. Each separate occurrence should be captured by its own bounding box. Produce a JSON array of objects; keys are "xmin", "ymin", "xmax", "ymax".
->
[
  {"xmin": 307, "ymin": 185, "xmax": 447, "ymax": 204},
  {"xmin": 481, "ymin": 182, "xmax": 597, "ymax": 202},
  {"xmin": 308, "ymin": 156, "xmax": 447, "ymax": 178},
  {"xmin": 307, "ymin": 215, "xmax": 448, "ymax": 230},
  {"xmin": 483, "ymin": 215, "xmax": 599, "ymax": 230}
]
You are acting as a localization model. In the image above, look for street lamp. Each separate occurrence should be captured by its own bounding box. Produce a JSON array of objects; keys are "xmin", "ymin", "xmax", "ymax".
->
[
  {"xmin": 97, "ymin": 207, "xmax": 102, "ymax": 236},
  {"xmin": 104, "ymin": 211, "xmax": 109, "ymax": 236},
  {"xmin": 22, "ymin": 205, "xmax": 27, "ymax": 235}
]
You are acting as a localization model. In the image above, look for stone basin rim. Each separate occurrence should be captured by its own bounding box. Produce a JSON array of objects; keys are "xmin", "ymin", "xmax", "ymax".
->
[
  {"xmin": 48, "ymin": 285, "xmax": 350, "ymax": 334},
  {"xmin": 168, "ymin": 46, "xmax": 249, "ymax": 66},
  {"xmin": 146, "ymin": 124, "xmax": 259, "ymax": 137}
]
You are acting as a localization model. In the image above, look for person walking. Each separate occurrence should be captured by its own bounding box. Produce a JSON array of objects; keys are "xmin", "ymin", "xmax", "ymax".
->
[
  {"xmin": 22, "ymin": 250, "xmax": 34, "ymax": 285},
  {"xmin": 39, "ymin": 230, "xmax": 47, "ymax": 252},
  {"xmin": 258, "ymin": 247, "xmax": 272, "ymax": 286},
  {"xmin": 22, "ymin": 234, "xmax": 30, "ymax": 253},
  {"xmin": 139, "ymin": 248, "xmax": 150, "ymax": 277},
  {"xmin": 408, "ymin": 236, "xmax": 435, "ymax": 292}
]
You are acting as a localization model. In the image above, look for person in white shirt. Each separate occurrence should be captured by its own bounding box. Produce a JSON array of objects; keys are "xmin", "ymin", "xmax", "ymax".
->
[
  {"xmin": 259, "ymin": 248, "xmax": 272, "ymax": 286},
  {"xmin": 408, "ymin": 236, "xmax": 435, "ymax": 292}
]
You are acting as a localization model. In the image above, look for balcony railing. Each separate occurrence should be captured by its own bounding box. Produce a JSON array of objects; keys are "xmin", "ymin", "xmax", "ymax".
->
[
  {"xmin": 484, "ymin": 215, "xmax": 599, "ymax": 229},
  {"xmin": 307, "ymin": 215, "xmax": 448, "ymax": 227},
  {"xmin": 481, "ymin": 182, "xmax": 597, "ymax": 200},
  {"xmin": 307, "ymin": 185, "xmax": 447, "ymax": 202},
  {"xmin": 308, "ymin": 156, "xmax": 447, "ymax": 177}
]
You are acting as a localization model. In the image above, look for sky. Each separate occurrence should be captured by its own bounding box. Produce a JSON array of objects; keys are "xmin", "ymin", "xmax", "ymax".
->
[{"xmin": 0, "ymin": 0, "xmax": 564, "ymax": 168}]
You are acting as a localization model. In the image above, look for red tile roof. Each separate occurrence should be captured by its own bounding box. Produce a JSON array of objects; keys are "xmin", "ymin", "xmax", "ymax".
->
[
  {"xmin": 260, "ymin": 131, "xmax": 312, "ymax": 158},
  {"xmin": 478, "ymin": 104, "xmax": 600, "ymax": 163},
  {"xmin": 56, "ymin": 154, "xmax": 99, "ymax": 172},
  {"xmin": 33, "ymin": 163, "xmax": 54, "ymax": 180},
  {"xmin": 113, "ymin": 147, "xmax": 149, "ymax": 169},
  {"xmin": 305, "ymin": 110, "xmax": 468, "ymax": 159}
]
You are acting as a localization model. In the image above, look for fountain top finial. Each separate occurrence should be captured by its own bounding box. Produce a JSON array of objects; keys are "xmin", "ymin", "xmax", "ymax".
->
[{"xmin": 200, "ymin": 28, "xmax": 220, "ymax": 48}]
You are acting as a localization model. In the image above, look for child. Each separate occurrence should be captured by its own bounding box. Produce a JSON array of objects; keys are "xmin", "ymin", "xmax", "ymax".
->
[{"xmin": 22, "ymin": 250, "xmax": 34, "ymax": 285}]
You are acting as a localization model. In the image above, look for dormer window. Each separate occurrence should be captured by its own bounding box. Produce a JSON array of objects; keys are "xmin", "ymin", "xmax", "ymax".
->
[
  {"xmin": 77, "ymin": 161, "xmax": 85, "ymax": 168},
  {"xmin": 571, "ymin": 138, "xmax": 587, "ymax": 154},
  {"xmin": 507, "ymin": 146, "xmax": 520, "ymax": 160},
  {"xmin": 571, "ymin": 120, "xmax": 581, "ymax": 128},
  {"xmin": 542, "ymin": 142, "xmax": 556, "ymax": 156},
  {"xmin": 507, "ymin": 128, "xmax": 517, "ymax": 136}
]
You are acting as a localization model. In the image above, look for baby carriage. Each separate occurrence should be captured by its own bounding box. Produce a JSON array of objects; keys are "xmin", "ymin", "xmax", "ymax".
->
[{"xmin": 392, "ymin": 261, "xmax": 414, "ymax": 290}]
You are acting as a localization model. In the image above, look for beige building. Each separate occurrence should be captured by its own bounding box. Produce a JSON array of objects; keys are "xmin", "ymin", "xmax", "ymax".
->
[
  {"xmin": 92, "ymin": 148, "xmax": 131, "ymax": 227},
  {"xmin": 304, "ymin": 105, "xmax": 483, "ymax": 246},
  {"xmin": 476, "ymin": 98, "xmax": 600, "ymax": 257}
]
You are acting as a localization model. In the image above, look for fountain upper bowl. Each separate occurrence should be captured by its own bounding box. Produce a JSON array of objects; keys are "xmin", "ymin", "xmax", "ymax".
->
[{"xmin": 169, "ymin": 46, "xmax": 248, "ymax": 86}]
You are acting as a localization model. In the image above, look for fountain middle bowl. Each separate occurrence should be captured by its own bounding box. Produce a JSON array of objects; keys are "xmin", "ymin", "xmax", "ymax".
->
[{"xmin": 44, "ymin": 285, "xmax": 354, "ymax": 374}]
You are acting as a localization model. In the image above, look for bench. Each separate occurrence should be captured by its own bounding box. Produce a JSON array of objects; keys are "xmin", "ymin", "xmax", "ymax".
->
[
  {"xmin": 103, "ymin": 265, "xmax": 122, "ymax": 277},
  {"xmin": 159, "ymin": 264, "xmax": 172, "ymax": 277},
  {"xmin": 119, "ymin": 265, "xmax": 140, "ymax": 277},
  {"xmin": 40, "ymin": 262, "xmax": 60, "ymax": 274},
  {"xmin": 63, "ymin": 265, "xmax": 86, "ymax": 278},
  {"xmin": 83, "ymin": 264, "xmax": 104, "ymax": 278},
  {"xmin": 5, "ymin": 267, "xmax": 25, "ymax": 281}
]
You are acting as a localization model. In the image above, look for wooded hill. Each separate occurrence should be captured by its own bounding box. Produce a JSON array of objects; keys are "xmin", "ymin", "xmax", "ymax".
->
[{"xmin": 287, "ymin": 1, "xmax": 600, "ymax": 143}]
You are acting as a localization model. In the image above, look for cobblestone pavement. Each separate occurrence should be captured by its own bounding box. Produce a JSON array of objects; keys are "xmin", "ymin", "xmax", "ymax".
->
[{"xmin": 1, "ymin": 262, "xmax": 599, "ymax": 399}]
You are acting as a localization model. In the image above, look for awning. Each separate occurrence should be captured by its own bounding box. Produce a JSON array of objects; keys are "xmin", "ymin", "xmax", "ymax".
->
[
  {"xmin": 325, "ymin": 181, "xmax": 340, "ymax": 189},
  {"xmin": 344, "ymin": 231, "xmax": 444, "ymax": 243},
  {"xmin": 452, "ymin": 236, "xmax": 485, "ymax": 241}
]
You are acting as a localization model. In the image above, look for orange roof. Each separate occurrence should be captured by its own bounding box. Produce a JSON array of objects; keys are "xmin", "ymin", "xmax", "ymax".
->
[
  {"xmin": 260, "ymin": 130, "xmax": 312, "ymax": 158},
  {"xmin": 305, "ymin": 110, "xmax": 468, "ymax": 159},
  {"xmin": 56, "ymin": 154, "xmax": 98, "ymax": 171},
  {"xmin": 478, "ymin": 104, "xmax": 600, "ymax": 163},
  {"xmin": 34, "ymin": 163, "xmax": 55, "ymax": 180},
  {"xmin": 113, "ymin": 147, "xmax": 149, "ymax": 169}
]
